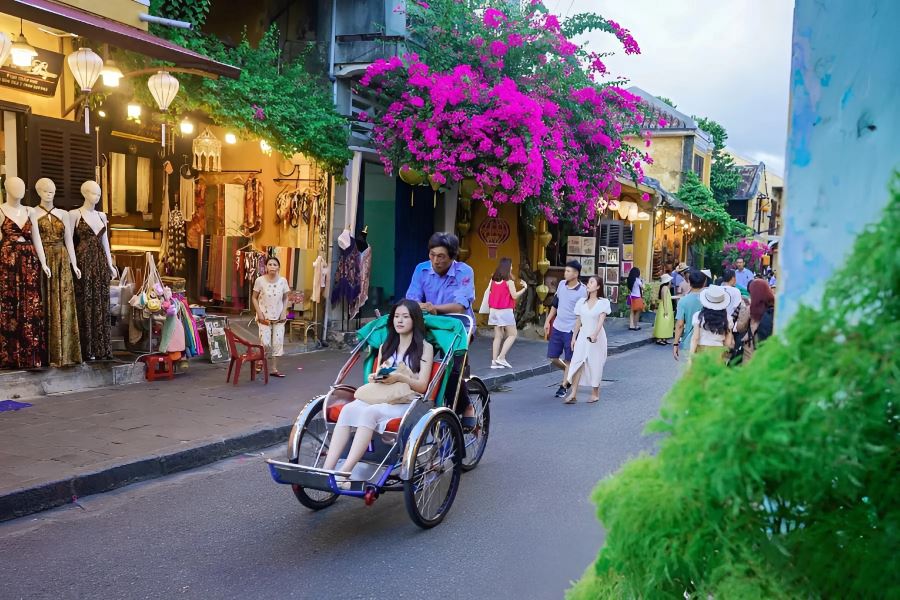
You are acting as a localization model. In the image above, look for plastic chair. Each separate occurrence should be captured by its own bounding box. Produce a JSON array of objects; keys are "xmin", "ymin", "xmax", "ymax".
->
[
  {"xmin": 143, "ymin": 353, "xmax": 174, "ymax": 382},
  {"xmin": 224, "ymin": 328, "xmax": 268, "ymax": 385}
]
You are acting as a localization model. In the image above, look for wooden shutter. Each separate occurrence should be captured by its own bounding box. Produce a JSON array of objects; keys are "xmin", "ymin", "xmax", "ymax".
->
[
  {"xmin": 598, "ymin": 220, "xmax": 625, "ymax": 251},
  {"xmin": 26, "ymin": 115, "xmax": 96, "ymax": 209}
]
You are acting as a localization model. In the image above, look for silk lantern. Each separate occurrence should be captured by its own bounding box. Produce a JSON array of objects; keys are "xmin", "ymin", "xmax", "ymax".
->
[
  {"xmin": 67, "ymin": 47, "xmax": 104, "ymax": 133},
  {"xmin": 0, "ymin": 32, "xmax": 12, "ymax": 67},
  {"xmin": 148, "ymin": 71, "xmax": 180, "ymax": 147}
]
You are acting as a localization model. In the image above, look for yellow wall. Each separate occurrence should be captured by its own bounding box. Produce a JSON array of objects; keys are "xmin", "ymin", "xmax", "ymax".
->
[
  {"xmin": 632, "ymin": 217, "xmax": 653, "ymax": 276},
  {"xmin": 65, "ymin": 0, "xmax": 149, "ymax": 30},
  {"xmin": 463, "ymin": 201, "xmax": 522, "ymax": 308},
  {"xmin": 627, "ymin": 135, "xmax": 684, "ymax": 192}
]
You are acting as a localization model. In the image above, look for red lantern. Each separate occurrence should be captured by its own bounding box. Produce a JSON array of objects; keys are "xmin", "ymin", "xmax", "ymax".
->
[{"xmin": 478, "ymin": 217, "xmax": 510, "ymax": 259}]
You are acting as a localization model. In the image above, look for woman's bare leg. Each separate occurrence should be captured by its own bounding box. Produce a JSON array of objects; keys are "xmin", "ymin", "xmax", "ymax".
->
[
  {"xmin": 498, "ymin": 325, "xmax": 518, "ymax": 361},
  {"xmin": 492, "ymin": 326, "xmax": 503, "ymax": 361},
  {"xmin": 323, "ymin": 425, "xmax": 351, "ymax": 470},
  {"xmin": 342, "ymin": 427, "xmax": 376, "ymax": 473},
  {"xmin": 564, "ymin": 365, "xmax": 583, "ymax": 403}
]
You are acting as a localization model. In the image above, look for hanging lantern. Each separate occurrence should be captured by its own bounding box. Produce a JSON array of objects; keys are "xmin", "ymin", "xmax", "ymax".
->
[
  {"xmin": 616, "ymin": 200, "xmax": 632, "ymax": 220},
  {"xmin": 148, "ymin": 71, "xmax": 179, "ymax": 147},
  {"xmin": 10, "ymin": 20, "xmax": 36, "ymax": 68},
  {"xmin": 66, "ymin": 47, "xmax": 104, "ymax": 134},
  {"xmin": 627, "ymin": 203, "xmax": 639, "ymax": 222},
  {"xmin": 0, "ymin": 32, "xmax": 12, "ymax": 67},
  {"xmin": 192, "ymin": 127, "xmax": 222, "ymax": 172},
  {"xmin": 99, "ymin": 59, "xmax": 123, "ymax": 88}
]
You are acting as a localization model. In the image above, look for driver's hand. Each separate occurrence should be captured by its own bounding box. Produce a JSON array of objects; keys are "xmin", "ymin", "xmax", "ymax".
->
[
  {"xmin": 421, "ymin": 302, "xmax": 436, "ymax": 315},
  {"xmin": 673, "ymin": 344, "xmax": 680, "ymax": 361}
]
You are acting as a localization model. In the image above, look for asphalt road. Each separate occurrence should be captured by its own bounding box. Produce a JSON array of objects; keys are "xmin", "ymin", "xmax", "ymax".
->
[{"xmin": 0, "ymin": 344, "xmax": 678, "ymax": 600}]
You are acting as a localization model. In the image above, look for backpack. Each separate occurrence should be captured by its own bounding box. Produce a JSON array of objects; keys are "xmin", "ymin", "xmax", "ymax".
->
[{"xmin": 756, "ymin": 307, "xmax": 774, "ymax": 343}]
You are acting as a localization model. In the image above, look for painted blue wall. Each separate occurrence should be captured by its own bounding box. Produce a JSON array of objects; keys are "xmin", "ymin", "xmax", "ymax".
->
[{"xmin": 780, "ymin": 0, "xmax": 900, "ymax": 325}]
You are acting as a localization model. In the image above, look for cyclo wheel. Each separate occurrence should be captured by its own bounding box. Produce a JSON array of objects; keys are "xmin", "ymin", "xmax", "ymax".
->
[
  {"xmin": 403, "ymin": 411, "xmax": 463, "ymax": 529},
  {"xmin": 461, "ymin": 377, "xmax": 490, "ymax": 471},
  {"xmin": 291, "ymin": 400, "xmax": 338, "ymax": 510}
]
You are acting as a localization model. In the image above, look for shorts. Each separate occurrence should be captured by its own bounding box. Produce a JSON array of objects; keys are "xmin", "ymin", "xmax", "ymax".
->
[
  {"xmin": 547, "ymin": 328, "xmax": 574, "ymax": 361},
  {"xmin": 488, "ymin": 308, "xmax": 516, "ymax": 327}
]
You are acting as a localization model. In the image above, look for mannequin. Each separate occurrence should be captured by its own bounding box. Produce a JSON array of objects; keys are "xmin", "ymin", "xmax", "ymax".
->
[
  {"xmin": 0, "ymin": 176, "xmax": 50, "ymax": 369},
  {"xmin": 70, "ymin": 180, "xmax": 118, "ymax": 360},
  {"xmin": 35, "ymin": 178, "xmax": 83, "ymax": 366}
]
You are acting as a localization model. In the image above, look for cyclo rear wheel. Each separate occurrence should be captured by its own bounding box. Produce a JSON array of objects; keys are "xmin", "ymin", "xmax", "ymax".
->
[
  {"xmin": 291, "ymin": 400, "xmax": 338, "ymax": 510},
  {"xmin": 403, "ymin": 411, "xmax": 463, "ymax": 528},
  {"xmin": 461, "ymin": 377, "xmax": 490, "ymax": 471}
]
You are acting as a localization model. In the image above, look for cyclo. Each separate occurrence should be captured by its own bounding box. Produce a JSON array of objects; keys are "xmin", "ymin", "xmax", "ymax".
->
[{"xmin": 266, "ymin": 313, "xmax": 490, "ymax": 528}]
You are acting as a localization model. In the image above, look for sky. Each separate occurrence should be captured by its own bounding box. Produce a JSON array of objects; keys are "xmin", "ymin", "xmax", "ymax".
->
[{"xmin": 564, "ymin": 0, "xmax": 795, "ymax": 177}]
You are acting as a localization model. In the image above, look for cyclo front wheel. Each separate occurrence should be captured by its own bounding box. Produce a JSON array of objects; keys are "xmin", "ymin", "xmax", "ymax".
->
[
  {"xmin": 461, "ymin": 377, "xmax": 490, "ymax": 471},
  {"xmin": 291, "ymin": 400, "xmax": 338, "ymax": 510},
  {"xmin": 403, "ymin": 411, "xmax": 463, "ymax": 529}
]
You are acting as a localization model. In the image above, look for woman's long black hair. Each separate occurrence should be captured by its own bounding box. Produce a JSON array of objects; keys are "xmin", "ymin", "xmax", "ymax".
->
[
  {"xmin": 381, "ymin": 299, "xmax": 427, "ymax": 373},
  {"xmin": 698, "ymin": 307, "xmax": 729, "ymax": 335},
  {"xmin": 626, "ymin": 267, "xmax": 641, "ymax": 294}
]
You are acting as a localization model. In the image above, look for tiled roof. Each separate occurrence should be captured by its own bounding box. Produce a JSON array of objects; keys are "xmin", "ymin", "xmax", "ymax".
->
[
  {"xmin": 733, "ymin": 164, "xmax": 763, "ymax": 201},
  {"xmin": 627, "ymin": 86, "xmax": 699, "ymax": 131}
]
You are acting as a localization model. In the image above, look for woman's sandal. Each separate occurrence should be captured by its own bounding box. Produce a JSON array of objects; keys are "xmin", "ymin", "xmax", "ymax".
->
[
  {"xmin": 587, "ymin": 396, "xmax": 600, "ymax": 404},
  {"xmin": 563, "ymin": 393, "xmax": 577, "ymax": 404},
  {"xmin": 270, "ymin": 371, "xmax": 286, "ymax": 378}
]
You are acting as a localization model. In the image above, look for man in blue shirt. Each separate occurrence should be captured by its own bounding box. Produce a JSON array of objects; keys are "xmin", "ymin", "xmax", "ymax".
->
[
  {"xmin": 672, "ymin": 269, "xmax": 706, "ymax": 361},
  {"xmin": 406, "ymin": 232, "xmax": 477, "ymax": 426},
  {"xmin": 734, "ymin": 258, "xmax": 755, "ymax": 289}
]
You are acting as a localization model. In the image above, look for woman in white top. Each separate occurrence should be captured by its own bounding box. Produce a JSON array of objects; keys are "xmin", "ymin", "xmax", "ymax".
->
[
  {"xmin": 625, "ymin": 267, "xmax": 644, "ymax": 330},
  {"xmin": 322, "ymin": 300, "xmax": 434, "ymax": 486},
  {"xmin": 564, "ymin": 275, "xmax": 611, "ymax": 404},
  {"xmin": 690, "ymin": 285, "xmax": 735, "ymax": 362},
  {"xmin": 252, "ymin": 257, "xmax": 291, "ymax": 377}
]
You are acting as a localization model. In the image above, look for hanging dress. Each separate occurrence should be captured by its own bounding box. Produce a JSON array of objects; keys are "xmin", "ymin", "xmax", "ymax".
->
[
  {"xmin": 330, "ymin": 242, "xmax": 361, "ymax": 306},
  {"xmin": 37, "ymin": 209, "xmax": 82, "ymax": 366},
  {"xmin": 0, "ymin": 214, "xmax": 46, "ymax": 368},
  {"xmin": 74, "ymin": 217, "xmax": 111, "ymax": 360}
]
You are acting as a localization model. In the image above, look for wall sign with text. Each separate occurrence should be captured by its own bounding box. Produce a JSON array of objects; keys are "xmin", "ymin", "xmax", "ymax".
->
[{"xmin": 0, "ymin": 48, "xmax": 64, "ymax": 97}]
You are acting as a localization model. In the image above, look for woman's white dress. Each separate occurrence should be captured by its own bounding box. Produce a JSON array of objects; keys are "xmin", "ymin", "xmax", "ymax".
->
[
  {"xmin": 567, "ymin": 297, "xmax": 611, "ymax": 388},
  {"xmin": 337, "ymin": 350, "xmax": 417, "ymax": 433}
]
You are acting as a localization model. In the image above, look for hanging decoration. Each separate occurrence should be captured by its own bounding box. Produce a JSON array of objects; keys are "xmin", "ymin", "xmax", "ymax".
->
[
  {"xmin": 66, "ymin": 47, "xmax": 103, "ymax": 134},
  {"xmin": 10, "ymin": 20, "xmax": 36, "ymax": 68},
  {"xmin": 148, "ymin": 70, "xmax": 180, "ymax": 147},
  {"xmin": 192, "ymin": 127, "xmax": 222, "ymax": 171},
  {"xmin": 477, "ymin": 217, "xmax": 511, "ymax": 260}
]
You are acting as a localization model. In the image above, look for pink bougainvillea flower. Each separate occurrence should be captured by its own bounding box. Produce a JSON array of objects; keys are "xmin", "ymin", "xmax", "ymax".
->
[
  {"xmin": 483, "ymin": 8, "xmax": 507, "ymax": 28},
  {"xmin": 489, "ymin": 40, "xmax": 508, "ymax": 57}
]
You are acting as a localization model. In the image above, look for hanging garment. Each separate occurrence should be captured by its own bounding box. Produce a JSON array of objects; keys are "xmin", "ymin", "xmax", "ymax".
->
[
  {"xmin": 136, "ymin": 157, "xmax": 151, "ymax": 214},
  {"xmin": 180, "ymin": 174, "xmax": 196, "ymax": 222},
  {"xmin": 158, "ymin": 164, "xmax": 171, "ymax": 272},
  {"xmin": 161, "ymin": 208, "xmax": 186, "ymax": 275},
  {"xmin": 0, "ymin": 215, "xmax": 46, "ymax": 368},
  {"xmin": 275, "ymin": 188, "xmax": 291, "ymax": 229},
  {"xmin": 74, "ymin": 217, "xmax": 112, "ymax": 360},
  {"xmin": 312, "ymin": 255, "xmax": 329, "ymax": 303},
  {"xmin": 224, "ymin": 183, "xmax": 245, "ymax": 236},
  {"xmin": 109, "ymin": 152, "xmax": 127, "ymax": 217},
  {"xmin": 330, "ymin": 241, "xmax": 361, "ymax": 306},
  {"xmin": 350, "ymin": 246, "xmax": 372, "ymax": 319},
  {"xmin": 37, "ymin": 208, "xmax": 82, "ymax": 367},
  {"xmin": 186, "ymin": 180, "xmax": 206, "ymax": 249},
  {"xmin": 241, "ymin": 176, "xmax": 264, "ymax": 236}
]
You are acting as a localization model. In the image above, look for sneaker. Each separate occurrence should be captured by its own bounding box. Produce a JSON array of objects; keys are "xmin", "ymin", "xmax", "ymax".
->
[
  {"xmin": 490, "ymin": 360, "xmax": 504, "ymax": 369},
  {"xmin": 496, "ymin": 358, "xmax": 513, "ymax": 369},
  {"xmin": 554, "ymin": 385, "xmax": 568, "ymax": 398}
]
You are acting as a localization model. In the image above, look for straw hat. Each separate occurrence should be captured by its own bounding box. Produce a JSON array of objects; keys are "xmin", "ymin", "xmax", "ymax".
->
[
  {"xmin": 659, "ymin": 273, "xmax": 673, "ymax": 284},
  {"xmin": 675, "ymin": 262, "xmax": 690, "ymax": 273},
  {"xmin": 700, "ymin": 285, "xmax": 730, "ymax": 310},
  {"xmin": 701, "ymin": 268, "xmax": 713, "ymax": 279}
]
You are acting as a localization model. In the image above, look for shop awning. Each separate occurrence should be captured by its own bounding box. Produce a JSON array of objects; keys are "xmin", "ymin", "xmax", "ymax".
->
[{"xmin": 0, "ymin": 0, "xmax": 240, "ymax": 79}]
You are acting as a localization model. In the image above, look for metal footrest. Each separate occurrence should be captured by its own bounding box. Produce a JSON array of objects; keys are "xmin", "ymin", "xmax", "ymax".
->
[{"xmin": 266, "ymin": 459, "xmax": 349, "ymax": 490}]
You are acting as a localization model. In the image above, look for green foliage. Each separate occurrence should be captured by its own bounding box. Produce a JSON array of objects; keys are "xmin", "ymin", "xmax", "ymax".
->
[
  {"xmin": 131, "ymin": 5, "xmax": 350, "ymax": 175},
  {"xmin": 655, "ymin": 95, "xmax": 677, "ymax": 109},
  {"xmin": 695, "ymin": 116, "xmax": 742, "ymax": 206},
  {"xmin": 570, "ymin": 175, "xmax": 900, "ymax": 598},
  {"xmin": 677, "ymin": 171, "xmax": 750, "ymax": 248},
  {"xmin": 148, "ymin": 0, "xmax": 210, "ymax": 29}
]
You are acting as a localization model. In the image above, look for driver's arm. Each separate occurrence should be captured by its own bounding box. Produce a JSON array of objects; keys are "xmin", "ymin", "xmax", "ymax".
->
[{"xmin": 432, "ymin": 302, "xmax": 466, "ymax": 314}]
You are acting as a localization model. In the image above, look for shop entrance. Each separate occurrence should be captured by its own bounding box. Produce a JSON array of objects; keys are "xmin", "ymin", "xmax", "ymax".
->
[{"xmin": 394, "ymin": 180, "xmax": 435, "ymax": 304}]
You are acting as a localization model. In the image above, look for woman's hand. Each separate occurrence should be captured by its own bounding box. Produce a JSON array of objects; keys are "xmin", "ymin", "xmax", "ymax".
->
[
  {"xmin": 570, "ymin": 336, "xmax": 577, "ymax": 351},
  {"xmin": 380, "ymin": 372, "xmax": 406, "ymax": 385},
  {"xmin": 367, "ymin": 373, "xmax": 377, "ymax": 383}
]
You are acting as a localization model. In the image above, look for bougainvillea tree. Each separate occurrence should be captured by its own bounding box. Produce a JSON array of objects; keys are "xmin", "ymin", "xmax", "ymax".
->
[
  {"xmin": 723, "ymin": 238, "xmax": 772, "ymax": 272},
  {"xmin": 360, "ymin": 0, "xmax": 654, "ymax": 228}
]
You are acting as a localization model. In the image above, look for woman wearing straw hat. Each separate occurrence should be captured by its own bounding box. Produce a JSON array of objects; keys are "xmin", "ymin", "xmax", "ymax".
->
[
  {"xmin": 653, "ymin": 274, "xmax": 675, "ymax": 344},
  {"xmin": 689, "ymin": 285, "xmax": 735, "ymax": 361}
]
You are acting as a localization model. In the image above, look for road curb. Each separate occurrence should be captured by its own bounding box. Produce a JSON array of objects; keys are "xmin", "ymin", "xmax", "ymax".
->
[{"xmin": 0, "ymin": 336, "xmax": 652, "ymax": 523}]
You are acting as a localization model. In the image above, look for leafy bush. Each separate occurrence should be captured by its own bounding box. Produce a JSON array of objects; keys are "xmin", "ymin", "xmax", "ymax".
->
[{"xmin": 570, "ymin": 175, "xmax": 899, "ymax": 598}]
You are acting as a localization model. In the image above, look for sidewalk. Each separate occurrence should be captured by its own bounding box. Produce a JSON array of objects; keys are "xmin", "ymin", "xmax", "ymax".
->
[{"xmin": 0, "ymin": 317, "xmax": 651, "ymax": 521}]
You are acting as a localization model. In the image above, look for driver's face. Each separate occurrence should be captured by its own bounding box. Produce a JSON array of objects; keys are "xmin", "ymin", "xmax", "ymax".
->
[{"xmin": 429, "ymin": 246, "xmax": 452, "ymax": 275}]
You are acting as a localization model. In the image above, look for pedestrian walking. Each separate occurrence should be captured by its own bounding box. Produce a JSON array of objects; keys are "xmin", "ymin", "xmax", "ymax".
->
[
  {"xmin": 482, "ymin": 257, "xmax": 528, "ymax": 369},
  {"xmin": 734, "ymin": 257, "xmax": 755, "ymax": 288},
  {"xmin": 735, "ymin": 279, "xmax": 775, "ymax": 362},
  {"xmin": 653, "ymin": 274, "xmax": 674, "ymax": 344},
  {"xmin": 673, "ymin": 263, "xmax": 691, "ymax": 296},
  {"xmin": 672, "ymin": 269, "xmax": 706, "ymax": 362},
  {"xmin": 544, "ymin": 259, "xmax": 587, "ymax": 398},
  {"xmin": 563, "ymin": 275, "xmax": 610, "ymax": 404},
  {"xmin": 689, "ymin": 285, "xmax": 735, "ymax": 361},
  {"xmin": 405, "ymin": 232, "xmax": 477, "ymax": 428},
  {"xmin": 626, "ymin": 267, "xmax": 644, "ymax": 330},
  {"xmin": 252, "ymin": 257, "xmax": 290, "ymax": 378}
]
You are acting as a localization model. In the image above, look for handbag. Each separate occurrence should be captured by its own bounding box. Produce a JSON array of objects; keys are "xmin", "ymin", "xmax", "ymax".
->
[
  {"xmin": 631, "ymin": 296, "xmax": 646, "ymax": 312},
  {"xmin": 478, "ymin": 284, "xmax": 491, "ymax": 315},
  {"xmin": 354, "ymin": 362, "xmax": 415, "ymax": 405},
  {"xmin": 111, "ymin": 267, "xmax": 135, "ymax": 317}
]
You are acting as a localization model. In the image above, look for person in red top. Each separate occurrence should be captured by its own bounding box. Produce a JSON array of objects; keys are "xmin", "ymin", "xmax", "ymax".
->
[{"xmin": 483, "ymin": 257, "xmax": 528, "ymax": 369}]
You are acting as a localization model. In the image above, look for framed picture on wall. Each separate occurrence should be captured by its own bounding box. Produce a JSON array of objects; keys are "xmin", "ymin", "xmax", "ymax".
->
[
  {"xmin": 605, "ymin": 285, "xmax": 619, "ymax": 303},
  {"xmin": 597, "ymin": 246, "xmax": 608, "ymax": 264},
  {"xmin": 623, "ymin": 244, "xmax": 634, "ymax": 261},
  {"xmin": 605, "ymin": 267, "xmax": 619, "ymax": 284},
  {"xmin": 581, "ymin": 257, "xmax": 596, "ymax": 276},
  {"xmin": 607, "ymin": 247, "xmax": 620, "ymax": 264},
  {"xmin": 621, "ymin": 261, "xmax": 633, "ymax": 276},
  {"xmin": 581, "ymin": 237, "xmax": 596, "ymax": 257},
  {"xmin": 566, "ymin": 236, "xmax": 583, "ymax": 255}
]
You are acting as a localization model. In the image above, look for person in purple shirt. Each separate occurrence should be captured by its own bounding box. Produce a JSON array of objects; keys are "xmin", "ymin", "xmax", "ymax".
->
[{"xmin": 406, "ymin": 232, "xmax": 477, "ymax": 427}]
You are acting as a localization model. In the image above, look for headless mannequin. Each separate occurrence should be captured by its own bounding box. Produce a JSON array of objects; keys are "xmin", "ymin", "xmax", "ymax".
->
[
  {"xmin": 35, "ymin": 178, "xmax": 81, "ymax": 279},
  {"xmin": 69, "ymin": 180, "xmax": 118, "ymax": 280},
  {"xmin": 1, "ymin": 177, "xmax": 51, "ymax": 277}
]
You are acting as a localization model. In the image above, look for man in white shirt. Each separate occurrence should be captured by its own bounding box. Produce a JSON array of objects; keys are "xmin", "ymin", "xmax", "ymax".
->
[
  {"xmin": 734, "ymin": 258, "xmax": 755, "ymax": 288},
  {"xmin": 544, "ymin": 260, "xmax": 587, "ymax": 398}
]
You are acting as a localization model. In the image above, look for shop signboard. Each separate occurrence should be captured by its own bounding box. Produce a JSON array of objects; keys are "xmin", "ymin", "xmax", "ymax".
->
[
  {"xmin": 204, "ymin": 316, "xmax": 231, "ymax": 363},
  {"xmin": 0, "ymin": 47, "xmax": 64, "ymax": 97}
]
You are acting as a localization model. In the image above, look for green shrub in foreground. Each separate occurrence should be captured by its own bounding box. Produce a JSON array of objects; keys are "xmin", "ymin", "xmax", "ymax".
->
[{"xmin": 569, "ymin": 176, "xmax": 899, "ymax": 598}]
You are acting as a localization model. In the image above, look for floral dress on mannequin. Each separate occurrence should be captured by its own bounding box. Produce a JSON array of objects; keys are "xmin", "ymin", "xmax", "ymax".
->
[
  {"xmin": 0, "ymin": 215, "xmax": 46, "ymax": 368},
  {"xmin": 37, "ymin": 208, "xmax": 82, "ymax": 366},
  {"xmin": 74, "ymin": 217, "xmax": 111, "ymax": 360}
]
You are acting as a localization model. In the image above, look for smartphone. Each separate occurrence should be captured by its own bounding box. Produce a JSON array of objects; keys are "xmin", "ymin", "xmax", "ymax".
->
[{"xmin": 375, "ymin": 366, "xmax": 396, "ymax": 379}]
